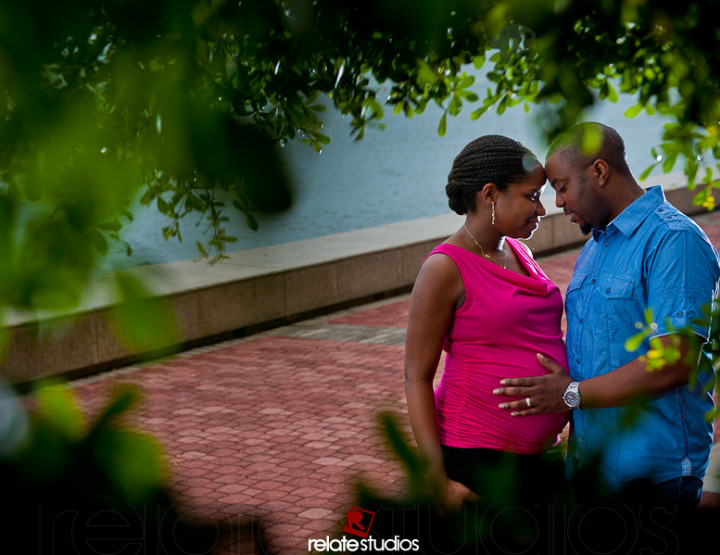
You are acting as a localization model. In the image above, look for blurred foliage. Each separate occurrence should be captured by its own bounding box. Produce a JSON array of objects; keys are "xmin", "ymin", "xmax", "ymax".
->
[
  {"xmin": 0, "ymin": 381, "xmax": 248, "ymax": 554},
  {"xmin": 626, "ymin": 305, "xmax": 720, "ymax": 421},
  {"xmin": 1, "ymin": 0, "xmax": 720, "ymax": 316},
  {"xmin": 318, "ymin": 412, "xmax": 719, "ymax": 554},
  {"xmin": 108, "ymin": 271, "xmax": 181, "ymax": 353}
]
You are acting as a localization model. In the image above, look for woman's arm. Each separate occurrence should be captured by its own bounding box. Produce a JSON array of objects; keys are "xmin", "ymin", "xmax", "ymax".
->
[{"xmin": 404, "ymin": 253, "xmax": 476, "ymax": 510}]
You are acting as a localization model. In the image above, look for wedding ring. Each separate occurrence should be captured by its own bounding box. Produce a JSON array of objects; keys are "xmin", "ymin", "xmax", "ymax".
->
[{"xmin": 525, "ymin": 397, "xmax": 532, "ymax": 408}]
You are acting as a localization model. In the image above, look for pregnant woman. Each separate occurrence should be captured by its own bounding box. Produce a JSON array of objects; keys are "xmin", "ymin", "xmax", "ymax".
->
[{"xmin": 404, "ymin": 135, "xmax": 569, "ymax": 512}]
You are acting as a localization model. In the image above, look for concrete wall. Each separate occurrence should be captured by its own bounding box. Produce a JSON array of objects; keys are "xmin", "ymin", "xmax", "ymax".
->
[{"xmin": 1, "ymin": 177, "xmax": 714, "ymax": 384}]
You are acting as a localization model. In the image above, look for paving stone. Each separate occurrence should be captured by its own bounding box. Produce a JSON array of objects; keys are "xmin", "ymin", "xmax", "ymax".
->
[{"xmin": 298, "ymin": 507, "xmax": 333, "ymax": 520}]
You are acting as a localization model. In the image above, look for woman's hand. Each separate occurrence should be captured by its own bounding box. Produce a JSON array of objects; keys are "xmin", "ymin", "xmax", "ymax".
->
[
  {"xmin": 492, "ymin": 354, "xmax": 571, "ymax": 416},
  {"xmin": 699, "ymin": 491, "xmax": 720, "ymax": 509},
  {"xmin": 435, "ymin": 475, "xmax": 479, "ymax": 515}
]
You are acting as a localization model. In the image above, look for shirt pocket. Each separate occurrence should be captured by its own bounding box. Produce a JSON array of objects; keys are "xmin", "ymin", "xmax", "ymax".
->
[
  {"xmin": 565, "ymin": 273, "xmax": 587, "ymax": 317},
  {"xmin": 598, "ymin": 275, "xmax": 635, "ymax": 330},
  {"xmin": 565, "ymin": 273, "xmax": 587, "ymax": 366},
  {"xmin": 599, "ymin": 275, "xmax": 641, "ymax": 368}
]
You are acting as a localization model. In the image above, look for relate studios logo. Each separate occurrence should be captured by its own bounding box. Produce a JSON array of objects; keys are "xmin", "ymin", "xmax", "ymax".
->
[
  {"xmin": 343, "ymin": 507, "xmax": 375, "ymax": 538},
  {"xmin": 308, "ymin": 506, "xmax": 419, "ymax": 552}
]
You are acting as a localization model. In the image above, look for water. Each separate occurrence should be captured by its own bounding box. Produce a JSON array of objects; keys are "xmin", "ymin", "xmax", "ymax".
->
[{"xmin": 101, "ymin": 77, "xmax": 675, "ymax": 272}]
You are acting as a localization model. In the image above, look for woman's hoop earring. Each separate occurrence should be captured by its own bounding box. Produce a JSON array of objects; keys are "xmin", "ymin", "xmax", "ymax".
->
[{"xmin": 492, "ymin": 201, "xmax": 496, "ymax": 226}]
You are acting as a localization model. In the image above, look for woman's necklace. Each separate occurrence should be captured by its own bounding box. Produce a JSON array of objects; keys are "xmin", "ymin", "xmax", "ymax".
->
[{"xmin": 463, "ymin": 225, "xmax": 507, "ymax": 269}]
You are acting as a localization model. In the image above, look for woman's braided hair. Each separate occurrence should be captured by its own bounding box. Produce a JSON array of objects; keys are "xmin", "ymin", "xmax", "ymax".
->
[{"xmin": 446, "ymin": 135, "xmax": 542, "ymax": 215}]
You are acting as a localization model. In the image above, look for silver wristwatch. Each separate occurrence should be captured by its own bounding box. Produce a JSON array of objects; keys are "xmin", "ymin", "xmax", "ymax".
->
[{"xmin": 562, "ymin": 381, "xmax": 582, "ymax": 409}]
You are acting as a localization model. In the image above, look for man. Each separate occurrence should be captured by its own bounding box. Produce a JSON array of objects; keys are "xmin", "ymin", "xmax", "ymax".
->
[{"xmin": 493, "ymin": 122, "xmax": 720, "ymax": 505}]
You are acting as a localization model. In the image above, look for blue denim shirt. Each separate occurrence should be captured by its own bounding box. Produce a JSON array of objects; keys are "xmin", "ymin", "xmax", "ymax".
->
[{"xmin": 565, "ymin": 186, "xmax": 720, "ymax": 491}]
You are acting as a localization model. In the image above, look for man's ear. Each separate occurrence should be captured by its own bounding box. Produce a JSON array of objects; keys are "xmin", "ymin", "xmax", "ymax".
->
[{"xmin": 591, "ymin": 159, "xmax": 610, "ymax": 187}]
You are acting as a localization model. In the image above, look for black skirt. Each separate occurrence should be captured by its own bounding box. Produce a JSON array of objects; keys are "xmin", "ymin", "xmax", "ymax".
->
[{"xmin": 441, "ymin": 444, "xmax": 565, "ymax": 505}]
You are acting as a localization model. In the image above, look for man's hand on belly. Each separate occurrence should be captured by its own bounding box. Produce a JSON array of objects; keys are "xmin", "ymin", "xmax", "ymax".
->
[{"xmin": 493, "ymin": 354, "xmax": 571, "ymax": 416}]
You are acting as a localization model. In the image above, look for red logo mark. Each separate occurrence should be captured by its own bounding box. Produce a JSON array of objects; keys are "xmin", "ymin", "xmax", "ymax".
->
[{"xmin": 343, "ymin": 506, "xmax": 375, "ymax": 538}]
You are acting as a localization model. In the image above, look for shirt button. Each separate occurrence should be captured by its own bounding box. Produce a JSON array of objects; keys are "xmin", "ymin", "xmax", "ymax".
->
[
  {"xmin": 578, "ymin": 435, "xmax": 585, "ymax": 442},
  {"xmin": 678, "ymin": 311, "xmax": 683, "ymax": 317},
  {"xmin": 575, "ymin": 359, "xmax": 580, "ymax": 364},
  {"xmin": 606, "ymin": 288, "xmax": 610, "ymax": 293},
  {"xmin": 605, "ymin": 242, "xmax": 609, "ymax": 247},
  {"xmin": 658, "ymin": 208, "xmax": 664, "ymax": 212},
  {"xmin": 579, "ymin": 318, "xmax": 583, "ymax": 323},
  {"xmin": 591, "ymin": 279, "xmax": 596, "ymax": 284}
]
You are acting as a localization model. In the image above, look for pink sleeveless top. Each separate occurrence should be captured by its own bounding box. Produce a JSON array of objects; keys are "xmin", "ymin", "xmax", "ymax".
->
[{"xmin": 431, "ymin": 239, "xmax": 569, "ymax": 454}]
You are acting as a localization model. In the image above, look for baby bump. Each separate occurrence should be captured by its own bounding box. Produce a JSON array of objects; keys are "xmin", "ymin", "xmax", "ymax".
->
[{"xmin": 436, "ymin": 359, "xmax": 569, "ymax": 453}]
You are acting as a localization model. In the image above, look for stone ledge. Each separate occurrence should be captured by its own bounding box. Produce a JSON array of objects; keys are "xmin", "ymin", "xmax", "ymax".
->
[{"xmin": 2, "ymin": 175, "xmax": 714, "ymax": 384}]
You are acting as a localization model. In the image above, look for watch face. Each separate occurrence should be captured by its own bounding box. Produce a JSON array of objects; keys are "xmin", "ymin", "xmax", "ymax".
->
[{"xmin": 564, "ymin": 391, "xmax": 580, "ymax": 407}]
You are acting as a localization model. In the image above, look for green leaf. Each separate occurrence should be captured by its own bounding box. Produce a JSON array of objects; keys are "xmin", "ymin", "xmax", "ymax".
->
[
  {"xmin": 449, "ymin": 95, "xmax": 461, "ymax": 116},
  {"xmin": 36, "ymin": 383, "xmax": 85, "ymax": 439},
  {"xmin": 244, "ymin": 211, "xmax": 258, "ymax": 231},
  {"xmin": 109, "ymin": 273, "xmax": 180, "ymax": 354},
  {"xmin": 470, "ymin": 106, "xmax": 489, "ymax": 120},
  {"xmin": 662, "ymin": 152, "xmax": 678, "ymax": 173},
  {"xmin": 186, "ymin": 193, "xmax": 205, "ymax": 211},
  {"xmin": 438, "ymin": 112, "xmax": 447, "ymax": 137},
  {"xmin": 156, "ymin": 197, "xmax": 170, "ymax": 214},
  {"xmin": 417, "ymin": 60, "xmax": 437, "ymax": 86},
  {"xmin": 97, "ymin": 221, "xmax": 122, "ymax": 232},
  {"xmin": 625, "ymin": 330, "xmax": 647, "ymax": 353},
  {"xmin": 580, "ymin": 126, "xmax": 603, "ymax": 156},
  {"xmin": 624, "ymin": 104, "xmax": 643, "ymax": 118},
  {"xmin": 377, "ymin": 411, "xmax": 428, "ymax": 497},
  {"xmin": 607, "ymin": 82, "xmax": 618, "ymax": 103},
  {"xmin": 704, "ymin": 167, "xmax": 714, "ymax": 185},
  {"xmin": 638, "ymin": 164, "xmax": 657, "ymax": 182},
  {"xmin": 92, "ymin": 386, "xmax": 142, "ymax": 430},
  {"xmin": 692, "ymin": 187, "xmax": 711, "ymax": 206},
  {"xmin": 497, "ymin": 95, "xmax": 508, "ymax": 115},
  {"xmin": 25, "ymin": 176, "xmax": 43, "ymax": 202},
  {"xmin": 93, "ymin": 428, "xmax": 167, "ymax": 503},
  {"xmin": 91, "ymin": 228, "xmax": 109, "ymax": 256}
]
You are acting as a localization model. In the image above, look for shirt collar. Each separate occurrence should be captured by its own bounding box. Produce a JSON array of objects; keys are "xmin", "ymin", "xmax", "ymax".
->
[{"xmin": 592, "ymin": 185, "xmax": 665, "ymax": 242}]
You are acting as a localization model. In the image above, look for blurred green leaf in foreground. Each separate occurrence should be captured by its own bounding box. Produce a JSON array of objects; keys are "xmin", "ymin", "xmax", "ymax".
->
[{"xmin": 0, "ymin": 380, "xmax": 248, "ymax": 553}]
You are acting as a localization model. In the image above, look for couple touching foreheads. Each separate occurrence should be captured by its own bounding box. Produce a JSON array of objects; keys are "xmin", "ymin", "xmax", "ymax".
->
[{"xmin": 404, "ymin": 122, "xmax": 720, "ymax": 511}]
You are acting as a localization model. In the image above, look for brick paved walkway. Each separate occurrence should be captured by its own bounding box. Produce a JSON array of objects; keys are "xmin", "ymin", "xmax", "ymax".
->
[{"xmin": 64, "ymin": 211, "xmax": 720, "ymax": 554}]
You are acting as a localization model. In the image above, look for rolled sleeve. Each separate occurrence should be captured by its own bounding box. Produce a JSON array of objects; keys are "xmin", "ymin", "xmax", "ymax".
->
[{"xmin": 647, "ymin": 230, "xmax": 720, "ymax": 340}]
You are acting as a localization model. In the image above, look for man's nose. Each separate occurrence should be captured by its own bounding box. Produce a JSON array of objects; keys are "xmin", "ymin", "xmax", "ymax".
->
[{"xmin": 555, "ymin": 191, "xmax": 564, "ymax": 209}]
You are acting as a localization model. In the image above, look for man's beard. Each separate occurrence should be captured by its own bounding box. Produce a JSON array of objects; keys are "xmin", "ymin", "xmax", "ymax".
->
[{"xmin": 580, "ymin": 221, "xmax": 592, "ymax": 235}]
